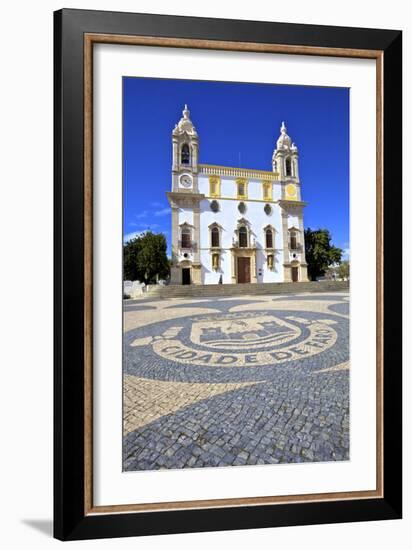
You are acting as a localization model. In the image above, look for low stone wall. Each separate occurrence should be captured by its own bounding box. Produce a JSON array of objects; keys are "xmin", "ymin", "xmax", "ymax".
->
[
  {"xmin": 145, "ymin": 280, "xmax": 349, "ymax": 299},
  {"xmin": 124, "ymin": 280, "xmax": 146, "ymax": 298}
]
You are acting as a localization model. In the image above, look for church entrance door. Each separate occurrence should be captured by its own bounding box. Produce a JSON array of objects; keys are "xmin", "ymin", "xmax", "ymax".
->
[
  {"xmin": 182, "ymin": 268, "xmax": 191, "ymax": 285},
  {"xmin": 291, "ymin": 266, "xmax": 299, "ymax": 282},
  {"xmin": 237, "ymin": 257, "xmax": 251, "ymax": 284}
]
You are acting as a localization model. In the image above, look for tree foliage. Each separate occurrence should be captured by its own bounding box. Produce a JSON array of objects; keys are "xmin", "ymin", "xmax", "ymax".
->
[
  {"xmin": 123, "ymin": 231, "xmax": 170, "ymax": 284},
  {"xmin": 338, "ymin": 260, "xmax": 350, "ymax": 281},
  {"xmin": 304, "ymin": 228, "xmax": 343, "ymax": 281}
]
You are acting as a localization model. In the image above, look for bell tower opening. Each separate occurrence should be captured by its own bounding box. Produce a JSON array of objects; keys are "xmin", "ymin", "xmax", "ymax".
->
[
  {"xmin": 172, "ymin": 104, "xmax": 199, "ymax": 181},
  {"xmin": 181, "ymin": 143, "xmax": 190, "ymax": 165},
  {"xmin": 285, "ymin": 157, "xmax": 292, "ymax": 176}
]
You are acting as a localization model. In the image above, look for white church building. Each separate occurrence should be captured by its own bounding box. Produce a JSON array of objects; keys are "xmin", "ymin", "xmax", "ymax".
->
[{"xmin": 167, "ymin": 105, "xmax": 309, "ymax": 285}]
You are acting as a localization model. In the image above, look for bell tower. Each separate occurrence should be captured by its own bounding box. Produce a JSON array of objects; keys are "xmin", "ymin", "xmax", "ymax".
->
[
  {"xmin": 273, "ymin": 121, "xmax": 309, "ymax": 282},
  {"xmin": 167, "ymin": 105, "xmax": 204, "ymax": 286},
  {"xmin": 171, "ymin": 105, "xmax": 199, "ymax": 193},
  {"xmin": 272, "ymin": 121, "xmax": 300, "ymax": 197}
]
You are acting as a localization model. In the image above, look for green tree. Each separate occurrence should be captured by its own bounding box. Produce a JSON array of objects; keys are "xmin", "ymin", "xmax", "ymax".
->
[
  {"xmin": 123, "ymin": 235, "xmax": 142, "ymax": 281},
  {"xmin": 304, "ymin": 228, "xmax": 343, "ymax": 281},
  {"xmin": 338, "ymin": 260, "xmax": 350, "ymax": 281},
  {"xmin": 123, "ymin": 231, "xmax": 170, "ymax": 284}
]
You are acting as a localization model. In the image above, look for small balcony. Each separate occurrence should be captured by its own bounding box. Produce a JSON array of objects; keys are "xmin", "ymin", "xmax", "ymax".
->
[
  {"xmin": 231, "ymin": 235, "xmax": 257, "ymax": 249},
  {"xmin": 178, "ymin": 240, "xmax": 197, "ymax": 252}
]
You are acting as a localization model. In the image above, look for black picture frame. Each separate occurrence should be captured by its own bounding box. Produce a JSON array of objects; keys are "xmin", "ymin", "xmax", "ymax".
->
[{"xmin": 54, "ymin": 8, "xmax": 402, "ymax": 541}]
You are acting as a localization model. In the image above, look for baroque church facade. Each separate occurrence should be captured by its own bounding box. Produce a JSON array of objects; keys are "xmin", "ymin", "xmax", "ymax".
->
[{"xmin": 167, "ymin": 105, "xmax": 309, "ymax": 285}]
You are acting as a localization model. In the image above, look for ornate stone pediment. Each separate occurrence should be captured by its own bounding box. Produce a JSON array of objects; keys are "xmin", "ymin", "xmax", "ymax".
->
[
  {"xmin": 172, "ymin": 105, "xmax": 198, "ymax": 137},
  {"xmin": 236, "ymin": 217, "xmax": 251, "ymax": 228},
  {"xmin": 208, "ymin": 221, "xmax": 223, "ymax": 230}
]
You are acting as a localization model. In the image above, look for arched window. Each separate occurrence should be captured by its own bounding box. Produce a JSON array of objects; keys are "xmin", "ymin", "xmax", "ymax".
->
[
  {"xmin": 181, "ymin": 227, "xmax": 191, "ymax": 249},
  {"xmin": 211, "ymin": 227, "xmax": 220, "ymax": 248},
  {"xmin": 285, "ymin": 157, "xmax": 292, "ymax": 177},
  {"xmin": 181, "ymin": 143, "xmax": 190, "ymax": 164},
  {"xmin": 265, "ymin": 228, "xmax": 273, "ymax": 249},
  {"xmin": 289, "ymin": 229, "xmax": 298, "ymax": 250},
  {"xmin": 239, "ymin": 226, "xmax": 248, "ymax": 248}
]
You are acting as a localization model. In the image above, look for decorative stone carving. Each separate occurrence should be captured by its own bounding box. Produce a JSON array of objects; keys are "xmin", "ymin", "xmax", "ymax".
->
[{"xmin": 173, "ymin": 104, "xmax": 198, "ymax": 137}]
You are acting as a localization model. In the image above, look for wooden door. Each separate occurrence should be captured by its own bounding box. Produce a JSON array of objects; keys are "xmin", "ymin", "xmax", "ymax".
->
[
  {"xmin": 237, "ymin": 257, "xmax": 251, "ymax": 284},
  {"xmin": 291, "ymin": 266, "xmax": 299, "ymax": 282},
  {"xmin": 182, "ymin": 268, "xmax": 191, "ymax": 285}
]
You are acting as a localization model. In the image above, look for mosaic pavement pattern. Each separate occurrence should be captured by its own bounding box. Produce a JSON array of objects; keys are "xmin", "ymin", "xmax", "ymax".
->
[{"xmin": 123, "ymin": 291, "xmax": 349, "ymax": 471}]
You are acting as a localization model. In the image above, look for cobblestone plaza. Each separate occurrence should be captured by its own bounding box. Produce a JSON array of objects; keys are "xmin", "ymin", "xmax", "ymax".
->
[{"xmin": 123, "ymin": 291, "xmax": 349, "ymax": 471}]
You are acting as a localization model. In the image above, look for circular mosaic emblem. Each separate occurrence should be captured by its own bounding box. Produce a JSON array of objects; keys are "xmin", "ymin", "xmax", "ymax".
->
[{"xmin": 129, "ymin": 310, "xmax": 339, "ymax": 369}]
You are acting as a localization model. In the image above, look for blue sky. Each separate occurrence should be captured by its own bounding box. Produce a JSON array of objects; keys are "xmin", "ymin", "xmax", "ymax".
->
[{"xmin": 123, "ymin": 77, "xmax": 349, "ymax": 258}]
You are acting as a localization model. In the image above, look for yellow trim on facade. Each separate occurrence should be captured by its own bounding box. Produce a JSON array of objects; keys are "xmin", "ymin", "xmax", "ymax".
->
[
  {"xmin": 212, "ymin": 252, "xmax": 220, "ymax": 270},
  {"xmin": 200, "ymin": 163, "xmax": 280, "ymax": 181},
  {"xmin": 262, "ymin": 180, "xmax": 273, "ymax": 201},
  {"xmin": 285, "ymin": 183, "xmax": 298, "ymax": 201},
  {"xmin": 208, "ymin": 175, "xmax": 221, "ymax": 197},
  {"xmin": 205, "ymin": 195, "xmax": 278, "ymax": 204},
  {"xmin": 236, "ymin": 177, "xmax": 248, "ymax": 199}
]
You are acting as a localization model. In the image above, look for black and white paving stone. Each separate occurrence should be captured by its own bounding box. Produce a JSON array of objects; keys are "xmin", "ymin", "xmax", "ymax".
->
[{"xmin": 123, "ymin": 291, "xmax": 349, "ymax": 471}]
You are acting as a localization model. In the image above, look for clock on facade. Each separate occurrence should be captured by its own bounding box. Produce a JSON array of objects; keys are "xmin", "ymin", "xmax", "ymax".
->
[{"xmin": 179, "ymin": 174, "xmax": 193, "ymax": 188}]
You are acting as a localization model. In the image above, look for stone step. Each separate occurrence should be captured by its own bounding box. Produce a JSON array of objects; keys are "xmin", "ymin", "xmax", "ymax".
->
[{"xmin": 145, "ymin": 280, "xmax": 349, "ymax": 299}]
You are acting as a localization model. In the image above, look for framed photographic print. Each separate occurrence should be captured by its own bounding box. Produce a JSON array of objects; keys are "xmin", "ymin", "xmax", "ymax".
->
[{"xmin": 54, "ymin": 9, "xmax": 402, "ymax": 541}]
